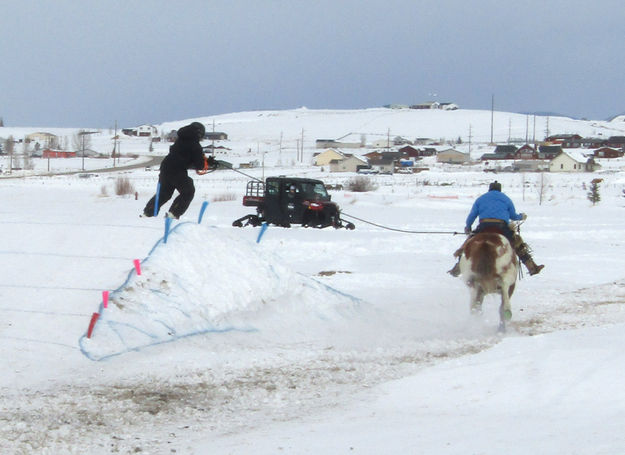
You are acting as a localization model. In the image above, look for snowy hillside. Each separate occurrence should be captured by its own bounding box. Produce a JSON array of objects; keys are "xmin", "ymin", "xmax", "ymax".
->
[
  {"xmin": 1, "ymin": 107, "xmax": 625, "ymax": 454},
  {"xmin": 3, "ymin": 107, "xmax": 625, "ymax": 173}
]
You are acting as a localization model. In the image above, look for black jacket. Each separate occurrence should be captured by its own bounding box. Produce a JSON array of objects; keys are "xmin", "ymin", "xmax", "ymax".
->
[{"xmin": 160, "ymin": 124, "xmax": 205, "ymax": 176}]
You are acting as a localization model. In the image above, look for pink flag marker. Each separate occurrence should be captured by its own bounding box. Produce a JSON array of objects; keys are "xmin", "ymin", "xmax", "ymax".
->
[
  {"xmin": 133, "ymin": 259, "xmax": 141, "ymax": 276},
  {"xmin": 102, "ymin": 290, "xmax": 109, "ymax": 309},
  {"xmin": 87, "ymin": 312, "xmax": 100, "ymax": 338}
]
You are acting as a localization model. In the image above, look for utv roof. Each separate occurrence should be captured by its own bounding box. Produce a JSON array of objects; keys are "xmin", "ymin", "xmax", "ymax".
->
[{"xmin": 266, "ymin": 176, "xmax": 325, "ymax": 184}]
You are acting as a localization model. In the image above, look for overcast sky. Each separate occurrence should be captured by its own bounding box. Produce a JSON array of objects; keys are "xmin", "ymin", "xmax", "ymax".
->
[{"xmin": 1, "ymin": 0, "xmax": 623, "ymax": 128}]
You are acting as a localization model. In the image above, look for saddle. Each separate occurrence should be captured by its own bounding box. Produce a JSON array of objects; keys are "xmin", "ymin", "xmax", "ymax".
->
[
  {"xmin": 454, "ymin": 224, "xmax": 511, "ymax": 258},
  {"xmin": 476, "ymin": 225, "xmax": 507, "ymax": 236}
]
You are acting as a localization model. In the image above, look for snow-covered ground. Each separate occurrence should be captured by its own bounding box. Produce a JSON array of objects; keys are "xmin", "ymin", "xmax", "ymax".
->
[{"xmin": 1, "ymin": 108, "xmax": 625, "ymax": 454}]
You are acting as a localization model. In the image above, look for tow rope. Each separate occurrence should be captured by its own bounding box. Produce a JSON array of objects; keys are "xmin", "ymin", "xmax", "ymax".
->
[{"xmin": 340, "ymin": 211, "xmax": 461, "ymax": 235}]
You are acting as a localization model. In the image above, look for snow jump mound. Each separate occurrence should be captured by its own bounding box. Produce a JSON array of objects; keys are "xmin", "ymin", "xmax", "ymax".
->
[{"xmin": 79, "ymin": 222, "xmax": 362, "ymax": 360}]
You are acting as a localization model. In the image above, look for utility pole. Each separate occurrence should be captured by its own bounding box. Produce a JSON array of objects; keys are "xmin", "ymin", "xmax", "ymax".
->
[
  {"xmin": 278, "ymin": 131, "xmax": 283, "ymax": 166},
  {"xmin": 211, "ymin": 119, "xmax": 216, "ymax": 155},
  {"xmin": 300, "ymin": 128, "xmax": 304, "ymax": 162},
  {"xmin": 468, "ymin": 124, "xmax": 472, "ymax": 156},
  {"xmin": 113, "ymin": 120, "xmax": 118, "ymax": 167},
  {"xmin": 490, "ymin": 94, "xmax": 494, "ymax": 144},
  {"xmin": 79, "ymin": 131, "xmax": 98, "ymax": 171},
  {"xmin": 296, "ymin": 138, "xmax": 300, "ymax": 164}
]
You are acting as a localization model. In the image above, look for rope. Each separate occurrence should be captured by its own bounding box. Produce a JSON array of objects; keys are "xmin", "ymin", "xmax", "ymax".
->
[
  {"xmin": 340, "ymin": 211, "xmax": 461, "ymax": 235},
  {"xmin": 215, "ymin": 162, "xmax": 264, "ymax": 182}
]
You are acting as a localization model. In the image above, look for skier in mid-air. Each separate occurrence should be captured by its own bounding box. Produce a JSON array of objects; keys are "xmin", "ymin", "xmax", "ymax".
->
[{"xmin": 142, "ymin": 121, "xmax": 216, "ymax": 219}]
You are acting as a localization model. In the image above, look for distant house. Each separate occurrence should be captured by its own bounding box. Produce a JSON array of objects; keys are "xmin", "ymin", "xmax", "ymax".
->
[
  {"xmin": 328, "ymin": 154, "xmax": 368, "ymax": 173},
  {"xmin": 593, "ymin": 147, "xmax": 624, "ymax": 158},
  {"xmin": 513, "ymin": 144, "xmax": 539, "ymax": 160},
  {"xmin": 549, "ymin": 151, "xmax": 598, "ymax": 172},
  {"xmin": 480, "ymin": 144, "xmax": 517, "ymax": 161},
  {"xmin": 398, "ymin": 145, "xmax": 421, "ymax": 159},
  {"xmin": 384, "ymin": 104, "xmax": 410, "ymax": 109},
  {"xmin": 25, "ymin": 132, "xmax": 58, "ymax": 148},
  {"xmin": 137, "ymin": 124, "xmax": 158, "ymax": 137},
  {"xmin": 436, "ymin": 148, "xmax": 469, "ymax": 164},
  {"xmin": 440, "ymin": 102, "xmax": 459, "ymax": 110},
  {"xmin": 410, "ymin": 101, "xmax": 440, "ymax": 110},
  {"xmin": 315, "ymin": 136, "xmax": 363, "ymax": 149},
  {"xmin": 581, "ymin": 137, "xmax": 605, "ymax": 149},
  {"xmin": 314, "ymin": 148, "xmax": 345, "ymax": 166},
  {"xmin": 368, "ymin": 156, "xmax": 395, "ymax": 174},
  {"xmin": 538, "ymin": 145, "xmax": 563, "ymax": 160},
  {"xmin": 393, "ymin": 136, "xmax": 412, "ymax": 146},
  {"xmin": 546, "ymin": 134, "xmax": 583, "ymax": 148},
  {"xmin": 43, "ymin": 149, "xmax": 76, "ymax": 158},
  {"xmin": 371, "ymin": 138, "xmax": 394, "ymax": 148},
  {"xmin": 419, "ymin": 147, "xmax": 438, "ymax": 157},
  {"xmin": 606, "ymin": 136, "xmax": 625, "ymax": 149},
  {"xmin": 205, "ymin": 131, "xmax": 228, "ymax": 140}
]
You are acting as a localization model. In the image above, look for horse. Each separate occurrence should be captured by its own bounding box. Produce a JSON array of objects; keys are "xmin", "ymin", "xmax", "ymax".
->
[{"xmin": 459, "ymin": 229, "xmax": 517, "ymax": 331}]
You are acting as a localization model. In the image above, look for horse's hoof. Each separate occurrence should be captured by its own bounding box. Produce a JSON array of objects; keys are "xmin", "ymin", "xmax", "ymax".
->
[{"xmin": 504, "ymin": 309, "xmax": 512, "ymax": 320}]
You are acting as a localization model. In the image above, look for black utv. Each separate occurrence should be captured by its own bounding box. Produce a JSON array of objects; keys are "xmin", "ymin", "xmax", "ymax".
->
[{"xmin": 232, "ymin": 176, "xmax": 355, "ymax": 229}]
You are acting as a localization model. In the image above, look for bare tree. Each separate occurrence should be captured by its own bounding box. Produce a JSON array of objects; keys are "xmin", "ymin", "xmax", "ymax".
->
[
  {"xmin": 22, "ymin": 140, "xmax": 33, "ymax": 170},
  {"xmin": 537, "ymin": 172, "xmax": 549, "ymax": 205},
  {"xmin": 5, "ymin": 135, "xmax": 14, "ymax": 173},
  {"xmin": 72, "ymin": 130, "xmax": 93, "ymax": 152}
]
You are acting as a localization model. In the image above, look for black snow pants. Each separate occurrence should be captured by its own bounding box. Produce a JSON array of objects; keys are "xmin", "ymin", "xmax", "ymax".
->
[{"xmin": 143, "ymin": 171, "xmax": 195, "ymax": 218}]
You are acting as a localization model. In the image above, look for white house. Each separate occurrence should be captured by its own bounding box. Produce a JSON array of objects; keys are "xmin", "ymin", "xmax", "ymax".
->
[
  {"xmin": 136, "ymin": 124, "xmax": 158, "ymax": 137},
  {"xmin": 549, "ymin": 151, "xmax": 599, "ymax": 172}
]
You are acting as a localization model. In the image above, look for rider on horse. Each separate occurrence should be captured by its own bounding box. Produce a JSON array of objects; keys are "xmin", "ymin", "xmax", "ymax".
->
[{"xmin": 448, "ymin": 180, "xmax": 544, "ymax": 277}]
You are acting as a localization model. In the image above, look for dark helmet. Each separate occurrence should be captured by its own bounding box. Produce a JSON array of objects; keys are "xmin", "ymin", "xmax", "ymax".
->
[
  {"xmin": 489, "ymin": 181, "xmax": 502, "ymax": 192},
  {"xmin": 190, "ymin": 122, "xmax": 205, "ymax": 140}
]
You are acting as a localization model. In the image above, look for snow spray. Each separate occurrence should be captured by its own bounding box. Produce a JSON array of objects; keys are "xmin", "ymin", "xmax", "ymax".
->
[
  {"xmin": 198, "ymin": 201, "xmax": 209, "ymax": 224},
  {"xmin": 133, "ymin": 259, "xmax": 142, "ymax": 275},
  {"xmin": 164, "ymin": 217, "xmax": 172, "ymax": 243},
  {"xmin": 153, "ymin": 182, "xmax": 161, "ymax": 217},
  {"xmin": 102, "ymin": 290, "xmax": 109, "ymax": 309},
  {"xmin": 256, "ymin": 222, "xmax": 268, "ymax": 243}
]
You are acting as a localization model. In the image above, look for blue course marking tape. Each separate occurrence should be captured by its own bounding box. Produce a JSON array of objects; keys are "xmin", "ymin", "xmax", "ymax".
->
[{"xmin": 78, "ymin": 208, "xmax": 256, "ymax": 361}]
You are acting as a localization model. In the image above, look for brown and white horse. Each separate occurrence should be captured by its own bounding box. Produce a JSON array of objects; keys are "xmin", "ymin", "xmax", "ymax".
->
[{"xmin": 459, "ymin": 231, "xmax": 517, "ymax": 331}]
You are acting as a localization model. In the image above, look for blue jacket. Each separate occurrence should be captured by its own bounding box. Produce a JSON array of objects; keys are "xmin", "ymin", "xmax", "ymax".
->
[{"xmin": 465, "ymin": 190, "xmax": 523, "ymax": 229}]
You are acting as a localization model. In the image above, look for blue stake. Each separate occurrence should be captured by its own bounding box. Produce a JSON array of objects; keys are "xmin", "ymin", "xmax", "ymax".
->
[
  {"xmin": 198, "ymin": 201, "xmax": 209, "ymax": 224},
  {"xmin": 256, "ymin": 222, "xmax": 268, "ymax": 243},
  {"xmin": 153, "ymin": 182, "xmax": 161, "ymax": 217},
  {"xmin": 164, "ymin": 216, "xmax": 172, "ymax": 243}
]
